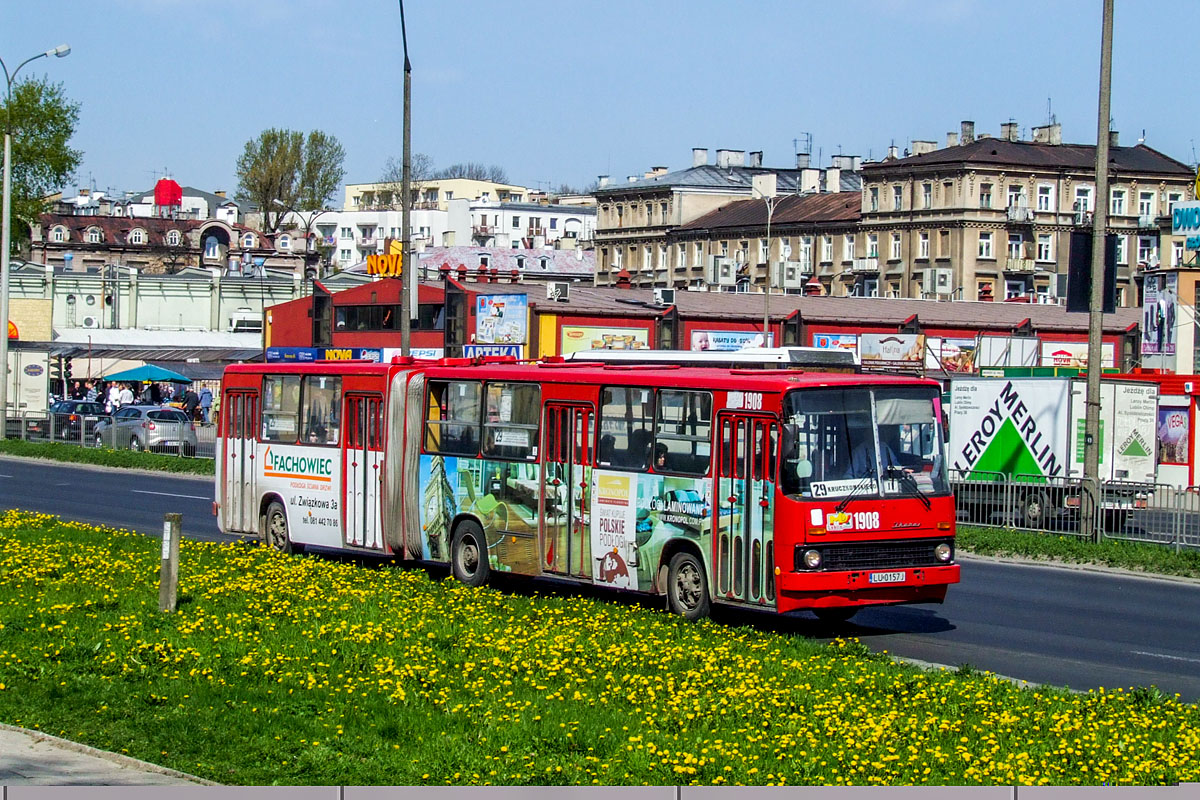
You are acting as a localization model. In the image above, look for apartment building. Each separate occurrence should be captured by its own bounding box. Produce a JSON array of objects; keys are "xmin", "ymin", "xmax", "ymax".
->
[
  {"xmin": 343, "ymin": 177, "xmax": 530, "ymax": 212},
  {"xmin": 594, "ymin": 147, "xmax": 861, "ymax": 287},
  {"xmin": 468, "ymin": 200, "xmax": 596, "ymax": 249},
  {"xmin": 858, "ymin": 121, "xmax": 1195, "ymax": 305}
]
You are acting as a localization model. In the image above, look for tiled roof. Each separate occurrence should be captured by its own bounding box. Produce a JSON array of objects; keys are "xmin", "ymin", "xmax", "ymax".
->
[
  {"xmin": 411, "ymin": 246, "xmax": 595, "ymax": 278},
  {"xmin": 127, "ymin": 185, "xmax": 240, "ymax": 210},
  {"xmin": 679, "ymin": 192, "xmax": 861, "ymax": 231},
  {"xmin": 532, "ymin": 286, "xmax": 1139, "ymax": 335},
  {"xmin": 861, "ymin": 140, "xmax": 1192, "ymax": 175},
  {"xmin": 38, "ymin": 214, "xmax": 276, "ymax": 247},
  {"xmin": 596, "ymin": 165, "xmax": 862, "ymax": 195},
  {"xmin": 473, "ymin": 201, "xmax": 596, "ymax": 215}
]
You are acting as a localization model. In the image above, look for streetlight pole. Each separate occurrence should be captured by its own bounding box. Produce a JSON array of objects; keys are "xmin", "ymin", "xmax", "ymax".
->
[
  {"xmin": 0, "ymin": 44, "xmax": 69, "ymax": 436},
  {"xmin": 762, "ymin": 199, "xmax": 775, "ymax": 344},
  {"xmin": 398, "ymin": 0, "xmax": 413, "ymax": 357},
  {"xmin": 1082, "ymin": 0, "xmax": 1114, "ymax": 541}
]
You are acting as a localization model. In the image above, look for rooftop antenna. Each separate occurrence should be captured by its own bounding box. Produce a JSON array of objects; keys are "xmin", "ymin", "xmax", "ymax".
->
[
  {"xmin": 792, "ymin": 132, "xmax": 813, "ymax": 157},
  {"xmin": 1138, "ymin": 128, "xmax": 1145, "ymax": 144}
]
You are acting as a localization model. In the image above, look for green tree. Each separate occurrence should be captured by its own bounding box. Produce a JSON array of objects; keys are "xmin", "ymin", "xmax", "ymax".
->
[
  {"xmin": 235, "ymin": 128, "xmax": 345, "ymax": 232},
  {"xmin": 1, "ymin": 77, "xmax": 81, "ymax": 249}
]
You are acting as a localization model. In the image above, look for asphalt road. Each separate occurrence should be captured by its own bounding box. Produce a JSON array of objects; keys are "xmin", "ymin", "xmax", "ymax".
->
[{"xmin": 4, "ymin": 455, "xmax": 1200, "ymax": 701}]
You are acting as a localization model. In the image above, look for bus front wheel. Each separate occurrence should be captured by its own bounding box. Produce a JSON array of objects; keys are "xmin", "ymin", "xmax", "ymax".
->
[
  {"xmin": 451, "ymin": 520, "xmax": 490, "ymax": 587},
  {"xmin": 667, "ymin": 550, "xmax": 711, "ymax": 621},
  {"xmin": 814, "ymin": 607, "xmax": 858, "ymax": 625},
  {"xmin": 265, "ymin": 501, "xmax": 293, "ymax": 554}
]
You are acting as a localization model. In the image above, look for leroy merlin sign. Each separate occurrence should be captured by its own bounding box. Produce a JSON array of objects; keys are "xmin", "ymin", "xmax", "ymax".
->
[{"xmin": 950, "ymin": 380, "xmax": 1066, "ymax": 478}]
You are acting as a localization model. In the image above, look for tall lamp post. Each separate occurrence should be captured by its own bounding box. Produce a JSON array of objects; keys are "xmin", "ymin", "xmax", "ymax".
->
[
  {"xmin": 397, "ymin": 0, "xmax": 413, "ymax": 356},
  {"xmin": 0, "ymin": 43, "xmax": 70, "ymax": 435},
  {"xmin": 752, "ymin": 174, "xmax": 787, "ymax": 346},
  {"xmin": 273, "ymin": 199, "xmax": 331, "ymax": 283}
]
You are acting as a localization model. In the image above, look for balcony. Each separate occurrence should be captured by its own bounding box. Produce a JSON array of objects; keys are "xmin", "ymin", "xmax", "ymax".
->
[
  {"xmin": 851, "ymin": 257, "xmax": 879, "ymax": 272},
  {"xmin": 320, "ymin": 236, "xmax": 336, "ymax": 246},
  {"xmin": 414, "ymin": 200, "xmax": 440, "ymax": 210},
  {"xmin": 1007, "ymin": 205, "xmax": 1034, "ymax": 223},
  {"xmin": 1138, "ymin": 214, "xmax": 1158, "ymax": 230},
  {"xmin": 473, "ymin": 224, "xmax": 493, "ymax": 236},
  {"xmin": 527, "ymin": 227, "xmax": 545, "ymax": 237},
  {"xmin": 1073, "ymin": 210, "xmax": 1094, "ymax": 227},
  {"xmin": 358, "ymin": 237, "xmax": 378, "ymax": 250},
  {"xmin": 1005, "ymin": 257, "xmax": 1036, "ymax": 273}
]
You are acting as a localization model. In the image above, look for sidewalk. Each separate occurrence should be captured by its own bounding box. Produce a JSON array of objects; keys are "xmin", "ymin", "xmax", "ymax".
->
[{"xmin": 0, "ymin": 723, "xmax": 210, "ymax": 785}]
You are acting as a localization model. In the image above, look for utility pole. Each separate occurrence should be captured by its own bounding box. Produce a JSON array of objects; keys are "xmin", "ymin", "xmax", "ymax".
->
[
  {"xmin": 398, "ymin": 0, "xmax": 413, "ymax": 356},
  {"xmin": 1082, "ymin": 0, "xmax": 1114, "ymax": 541}
]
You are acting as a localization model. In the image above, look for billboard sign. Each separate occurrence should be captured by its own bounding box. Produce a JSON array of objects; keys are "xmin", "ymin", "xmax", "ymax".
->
[
  {"xmin": 690, "ymin": 330, "xmax": 772, "ymax": 351},
  {"xmin": 560, "ymin": 326, "xmax": 650, "ymax": 355},
  {"xmin": 475, "ymin": 293, "xmax": 528, "ymax": 344},
  {"xmin": 1172, "ymin": 200, "xmax": 1200, "ymax": 250},
  {"xmin": 1142, "ymin": 272, "xmax": 1177, "ymax": 355}
]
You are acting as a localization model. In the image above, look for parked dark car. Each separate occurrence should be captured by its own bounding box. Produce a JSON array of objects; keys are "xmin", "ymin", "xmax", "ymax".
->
[
  {"xmin": 47, "ymin": 400, "xmax": 107, "ymax": 442},
  {"xmin": 94, "ymin": 405, "xmax": 198, "ymax": 455}
]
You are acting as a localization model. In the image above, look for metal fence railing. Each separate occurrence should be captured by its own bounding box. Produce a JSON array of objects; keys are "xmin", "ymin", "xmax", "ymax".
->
[
  {"xmin": 951, "ymin": 468, "xmax": 1200, "ymax": 551},
  {"xmin": 4, "ymin": 410, "xmax": 216, "ymax": 460}
]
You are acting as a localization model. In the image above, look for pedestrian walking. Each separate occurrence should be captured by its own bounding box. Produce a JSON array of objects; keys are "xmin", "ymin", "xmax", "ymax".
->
[
  {"xmin": 183, "ymin": 386, "xmax": 201, "ymax": 422},
  {"xmin": 199, "ymin": 385, "xmax": 213, "ymax": 423}
]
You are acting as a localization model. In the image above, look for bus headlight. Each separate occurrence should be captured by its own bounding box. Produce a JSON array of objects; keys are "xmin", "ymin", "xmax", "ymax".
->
[
  {"xmin": 934, "ymin": 542, "xmax": 952, "ymax": 562},
  {"xmin": 802, "ymin": 549, "xmax": 823, "ymax": 569}
]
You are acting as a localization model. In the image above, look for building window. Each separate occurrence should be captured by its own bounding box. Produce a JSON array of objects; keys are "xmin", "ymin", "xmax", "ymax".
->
[
  {"xmin": 130, "ymin": 229, "xmax": 145, "ymax": 245},
  {"xmin": 660, "ymin": 202, "xmax": 668, "ymax": 221},
  {"xmin": 88, "ymin": 228, "xmax": 102, "ymax": 244},
  {"xmin": 980, "ymin": 183, "xmax": 992, "ymax": 209},
  {"xmin": 278, "ymin": 234, "xmax": 290, "ymax": 250},
  {"xmin": 1168, "ymin": 192, "xmax": 1183, "ymax": 210},
  {"xmin": 892, "ymin": 185, "xmax": 903, "ymax": 211},
  {"xmin": 540, "ymin": 257, "xmax": 549, "ymax": 270},
  {"xmin": 511, "ymin": 216, "xmax": 520, "ymax": 228},
  {"xmin": 676, "ymin": 245, "xmax": 685, "ymax": 269},
  {"xmin": 943, "ymin": 181, "xmax": 954, "ymax": 207},
  {"xmin": 978, "ymin": 231, "xmax": 993, "ymax": 259},
  {"xmin": 758, "ymin": 239, "xmax": 768, "ymax": 264},
  {"xmin": 1008, "ymin": 233, "xmax": 1023, "ymax": 259},
  {"xmin": 693, "ymin": 243, "xmax": 703, "ymax": 267},
  {"xmin": 445, "ymin": 191, "xmax": 453, "ymax": 200},
  {"xmin": 1138, "ymin": 236, "xmax": 1156, "ymax": 265},
  {"xmin": 51, "ymin": 226, "xmax": 66, "ymax": 242},
  {"xmin": 241, "ymin": 233, "xmax": 255, "ymax": 248},
  {"xmin": 1037, "ymin": 233, "xmax": 1053, "ymax": 262},
  {"xmin": 866, "ymin": 234, "xmax": 878, "ymax": 259},
  {"xmin": 166, "ymin": 230, "xmax": 180, "ymax": 246},
  {"xmin": 1114, "ymin": 235, "xmax": 1126, "ymax": 264},
  {"xmin": 780, "ymin": 237, "xmax": 792, "ymax": 259},
  {"xmin": 614, "ymin": 248, "xmax": 623, "ymax": 268},
  {"xmin": 1139, "ymin": 191, "xmax": 1155, "ymax": 218},
  {"xmin": 340, "ymin": 227, "xmax": 352, "ymax": 239},
  {"xmin": 549, "ymin": 218, "xmax": 557, "ymax": 230},
  {"xmin": 869, "ymin": 187, "xmax": 879, "ymax": 212},
  {"xmin": 643, "ymin": 245, "xmax": 651, "ymax": 269},
  {"xmin": 1173, "ymin": 240, "xmax": 1184, "ymax": 266},
  {"xmin": 515, "ymin": 255, "xmax": 525, "ymax": 270},
  {"xmin": 479, "ymin": 254, "xmax": 490, "ymax": 268},
  {"xmin": 1007, "ymin": 185, "xmax": 1026, "ymax": 209},
  {"xmin": 204, "ymin": 236, "xmax": 219, "ymax": 258},
  {"xmin": 339, "ymin": 248, "xmax": 352, "ymax": 263},
  {"xmin": 799, "ymin": 237, "xmax": 812, "ymax": 269},
  {"xmin": 659, "ymin": 244, "xmax": 668, "ymax": 266},
  {"xmin": 1037, "ymin": 185, "xmax": 1054, "ymax": 212},
  {"xmin": 939, "ymin": 230, "xmax": 950, "ymax": 257},
  {"xmin": 821, "ymin": 236, "xmax": 832, "ymax": 263},
  {"xmin": 616, "ymin": 206, "xmax": 623, "ymax": 225},
  {"xmin": 1074, "ymin": 186, "xmax": 1093, "ymax": 213},
  {"xmin": 890, "ymin": 233, "xmax": 901, "ymax": 261},
  {"xmin": 922, "ymin": 183, "xmax": 932, "ymax": 209},
  {"xmin": 918, "ymin": 232, "xmax": 929, "ymax": 259},
  {"xmin": 844, "ymin": 234, "xmax": 856, "ymax": 260},
  {"xmin": 1111, "ymin": 189, "xmax": 1126, "ymax": 216}
]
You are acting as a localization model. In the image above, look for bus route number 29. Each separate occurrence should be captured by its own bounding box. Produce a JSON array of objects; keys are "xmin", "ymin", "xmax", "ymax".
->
[{"xmin": 727, "ymin": 391, "xmax": 763, "ymax": 411}]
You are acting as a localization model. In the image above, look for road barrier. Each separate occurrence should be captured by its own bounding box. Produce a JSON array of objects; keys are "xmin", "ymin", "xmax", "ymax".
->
[
  {"xmin": 951, "ymin": 469, "xmax": 1200, "ymax": 551},
  {"xmin": 4, "ymin": 409, "xmax": 216, "ymax": 460}
]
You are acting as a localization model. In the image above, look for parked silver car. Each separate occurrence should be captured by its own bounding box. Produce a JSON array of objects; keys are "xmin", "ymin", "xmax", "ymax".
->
[{"xmin": 95, "ymin": 405, "xmax": 198, "ymax": 456}]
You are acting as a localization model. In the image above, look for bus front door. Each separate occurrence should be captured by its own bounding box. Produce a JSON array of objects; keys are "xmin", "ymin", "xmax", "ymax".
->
[
  {"xmin": 343, "ymin": 394, "xmax": 385, "ymax": 549},
  {"xmin": 715, "ymin": 414, "xmax": 778, "ymax": 607},
  {"xmin": 541, "ymin": 403, "xmax": 593, "ymax": 577},
  {"xmin": 224, "ymin": 391, "xmax": 259, "ymax": 534}
]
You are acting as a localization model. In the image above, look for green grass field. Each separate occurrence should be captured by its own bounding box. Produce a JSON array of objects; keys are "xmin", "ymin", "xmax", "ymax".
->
[
  {"xmin": 1, "ymin": 510, "xmax": 1198, "ymax": 786},
  {"xmin": 0, "ymin": 439, "xmax": 213, "ymax": 475}
]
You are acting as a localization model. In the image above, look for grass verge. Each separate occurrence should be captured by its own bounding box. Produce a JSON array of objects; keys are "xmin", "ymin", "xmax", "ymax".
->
[
  {"xmin": 1, "ymin": 510, "xmax": 1198, "ymax": 786},
  {"xmin": 957, "ymin": 525, "xmax": 1200, "ymax": 580},
  {"xmin": 0, "ymin": 439, "xmax": 213, "ymax": 476}
]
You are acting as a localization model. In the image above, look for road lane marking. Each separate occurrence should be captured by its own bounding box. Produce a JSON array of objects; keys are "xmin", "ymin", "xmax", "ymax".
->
[
  {"xmin": 1131, "ymin": 650, "xmax": 1200, "ymax": 665},
  {"xmin": 132, "ymin": 489, "xmax": 211, "ymax": 500},
  {"xmin": 0, "ymin": 474, "xmax": 12, "ymax": 478}
]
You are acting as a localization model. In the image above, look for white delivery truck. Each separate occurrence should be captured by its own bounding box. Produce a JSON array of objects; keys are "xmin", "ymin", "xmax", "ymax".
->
[
  {"xmin": 5, "ymin": 348, "xmax": 50, "ymax": 438},
  {"xmin": 948, "ymin": 377, "xmax": 1158, "ymax": 529}
]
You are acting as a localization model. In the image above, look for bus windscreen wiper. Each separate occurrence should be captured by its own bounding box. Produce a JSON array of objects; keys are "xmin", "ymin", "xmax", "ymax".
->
[
  {"xmin": 834, "ymin": 470, "xmax": 877, "ymax": 513},
  {"xmin": 886, "ymin": 466, "xmax": 931, "ymax": 510}
]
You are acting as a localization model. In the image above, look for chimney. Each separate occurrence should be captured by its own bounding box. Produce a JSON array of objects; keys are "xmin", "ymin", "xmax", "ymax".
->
[
  {"xmin": 1109, "ymin": 130, "xmax": 1119, "ymax": 148},
  {"xmin": 886, "ymin": 145, "xmax": 899, "ymax": 160},
  {"xmin": 912, "ymin": 140, "xmax": 937, "ymax": 155},
  {"xmin": 800, "ymin": 167, "xmax": 821, "ymax": 193},
  {"xmin": 692, "ymin": 147, "xmax": 708, "ymax": 167},
  {"xmin": 716, "ymin": 149, "xmax": 745, "ymax": 168},
  {"xmin": 961, "ymin": 120, "xmax": 975, "ymax": 144},
  {"xmin": 643, "ymin": 166, "xmax": 669, "ymax": 179},
  {"xmin": 1000, "ymin": 122, "xmax": 1019, "ymax": 142},
  {"xmin": 825, "ymin": 167, "xmax": 841, "ymax": 193},
  {"xmin": 751, "ymin": 172, "xmax": 777, "ymax": 199},
  {"xmin": 851, "ymin": 156, "xmax": 861, "ymax": 171},
  {"xmin": 598, "ymin": 175, "xmax": 609, "ymax": 188},
  {"xmin": 795, "ymin": 152, "xmax": 810, "ymax": 168},
  {"xmin": 78, "ymin": 188, "xmax": 90, "ymax": 197},
  {"xmin": 627, "ymin": 175, "xmax": 638, "ymax": 183},
  {"xmin": 1032, "ymin": 123, "xmax": 1063, "ymax": 145},
  {"xmin": 214, "ymin": 190, "xmax": 227, "ymax": 198},
  {"xmin": 748, "ymin": 151, "xmax": 763, "ymax": 168},
  {"xmin": 947, "ymin": 131, "xmax": 959, "ymax": 148}
]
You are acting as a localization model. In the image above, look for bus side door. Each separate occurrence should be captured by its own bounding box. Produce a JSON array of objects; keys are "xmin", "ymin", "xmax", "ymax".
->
[
  {"xmin": 715, "ymin": 413, "xmax": 778, "ymax": 606},
  {"xmin": 224, "ymin": 391, "xmax": 259, "ymax": 534},
  {"xmin": 541, "ymin": 403, "xmax": 594, "ymax": 577},
  {"xmin": 343, "ymin": 394, "xmax": 385, "ymax": 549}
]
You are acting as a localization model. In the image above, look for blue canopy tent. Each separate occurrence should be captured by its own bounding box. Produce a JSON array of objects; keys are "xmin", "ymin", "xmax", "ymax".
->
[{"xmin": 103, "ymin": 364, "xmax": 192, "ymax": 384}]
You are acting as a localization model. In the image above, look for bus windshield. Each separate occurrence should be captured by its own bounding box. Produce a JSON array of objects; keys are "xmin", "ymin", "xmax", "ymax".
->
[{"xmin": 780, "ymin": 386, "xmax": 948, "ymax": 499}]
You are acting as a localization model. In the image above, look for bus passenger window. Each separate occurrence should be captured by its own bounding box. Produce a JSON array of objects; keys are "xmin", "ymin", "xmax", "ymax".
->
[
  {"xmin": 654, "ymin": 389, "xmax": 712, "ymax": 476},
  {"xmin": 482, "ymin": 382, "xmax": 540, "ymax": 461},
  {"xmin": 598, "ymin": 387, "xmax": 655, "ymax": 471},
  {"xmin": 426, "ymin": 381, "xmax": 481, "ymax": 456},
  {"xmin": 261, "ymin": 375, "xmax": 301, "ymax": 442},
  {"xmin": 301, "ymin": 376, "xmax": 342, "ymax": 446}
]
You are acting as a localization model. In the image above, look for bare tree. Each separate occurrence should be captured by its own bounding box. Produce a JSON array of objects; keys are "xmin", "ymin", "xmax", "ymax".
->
[
  {"xmin": 377, "ymin": 153, "xmax": 434, "ymax": 209},
  {"xmin": 434, "ymin": 162, "xmax": 509, "ymax": 184}
]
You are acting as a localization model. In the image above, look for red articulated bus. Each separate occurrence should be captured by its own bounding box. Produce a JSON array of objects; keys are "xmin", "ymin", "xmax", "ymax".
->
[{"xmin": 216, "ymin": 358, "xmax": 958, "ymax": 621}]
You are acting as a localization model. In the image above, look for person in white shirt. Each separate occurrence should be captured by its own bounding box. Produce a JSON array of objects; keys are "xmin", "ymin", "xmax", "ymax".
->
[
  {"xmin": 118, "ymin": 384, "xmax": 134, "ymax": 408},
  {"xmin": 106, "ymin": 384, "xmax": 121, "ymax": 414}
]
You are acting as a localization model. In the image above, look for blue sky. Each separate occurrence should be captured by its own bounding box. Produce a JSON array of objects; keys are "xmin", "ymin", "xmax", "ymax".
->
[{"xmin": 3, "ymin": 0, "xmax": 1197, "ymax": 201}]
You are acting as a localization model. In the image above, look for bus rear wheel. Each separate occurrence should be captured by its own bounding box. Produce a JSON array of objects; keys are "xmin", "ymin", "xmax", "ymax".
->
[
  {"xmin": 265, "ymin": 501, "xmax": 293, "ymax": 554},
  {"xmin": 667, "ymin": 550, "xmax": 710, "ymax": 621},
  {"xmin": 451, "ymin": 520, "xmax": 490, "ymax": 587}
]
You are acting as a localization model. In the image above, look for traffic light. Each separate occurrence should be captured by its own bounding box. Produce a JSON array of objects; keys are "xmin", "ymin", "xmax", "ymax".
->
[
  {"xmin": 64, "ymin": 357, "xmax": 73, "ymax": 383},
  {"xmin": 49, "ymin": 359, "xmax": 64, "ymax": 397}
]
